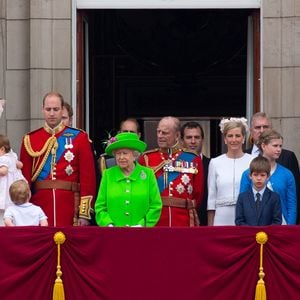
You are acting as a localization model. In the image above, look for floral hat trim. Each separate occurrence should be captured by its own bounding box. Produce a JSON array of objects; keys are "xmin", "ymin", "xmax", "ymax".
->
[
  {"xmin": 107, "ymin": 136, "xmax": 117, "ymax": 146},
  {"xmin": 219, "ymin": 117, "xmax": 248, "ymax": 133}
]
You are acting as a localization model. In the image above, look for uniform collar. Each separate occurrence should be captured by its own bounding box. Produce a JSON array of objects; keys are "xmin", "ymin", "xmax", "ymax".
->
[
  {"xmin": 160, "ymin": 142, "xmax": 182, "ymax": 155},
  {"xmin": 44, "ymin": 121, "xmax": 65, "ymax": 135}
]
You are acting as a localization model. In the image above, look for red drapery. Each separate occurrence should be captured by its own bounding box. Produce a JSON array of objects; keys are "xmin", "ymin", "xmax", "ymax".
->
[{"xmin": 0, "ymin": 226, "xmax": 299, "ymax": 300}]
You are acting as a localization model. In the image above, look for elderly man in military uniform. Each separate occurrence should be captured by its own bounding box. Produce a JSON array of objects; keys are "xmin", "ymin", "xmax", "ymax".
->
[
  {"xmin": 20, "ymin": 92, "xmax": 96, "ymax": 226},
  {"xmin": 139, "ymin": 116, "xmax": 204, "ymax": 227}
]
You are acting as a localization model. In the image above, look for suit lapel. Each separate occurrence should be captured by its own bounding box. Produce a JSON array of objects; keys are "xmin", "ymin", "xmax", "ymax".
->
[{"xmin": 248, "ymin": 190, "xmax": 256, "ymax": 211}]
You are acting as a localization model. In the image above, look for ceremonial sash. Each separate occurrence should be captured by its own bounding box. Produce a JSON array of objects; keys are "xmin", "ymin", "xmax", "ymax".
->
[
  {"xmin": 37, "ymin": 128, "xmax": 80, "ymax": 181},
  {"xmin": 157, "ymin": 151, "xmax": 195, "ymax": 193}
]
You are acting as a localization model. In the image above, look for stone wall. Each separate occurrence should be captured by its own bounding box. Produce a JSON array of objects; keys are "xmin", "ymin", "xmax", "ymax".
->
[
  {"xmin": 263, "ymin": 0, "xmax": 300, "ymax": 159},
  {"xmin": 0, "ymin": 0, "xmax": 72, "ymax": 155}
]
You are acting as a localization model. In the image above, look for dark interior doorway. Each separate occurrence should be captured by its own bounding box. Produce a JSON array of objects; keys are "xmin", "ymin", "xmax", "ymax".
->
[{"xmin": 83, "ymin": 9, "xmax": 256, "ymax": 157}]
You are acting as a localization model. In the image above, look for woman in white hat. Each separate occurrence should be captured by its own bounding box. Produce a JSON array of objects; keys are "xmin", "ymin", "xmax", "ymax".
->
[{"xmin": 95, "ymin": 132, "xmax": 162, "ymax": 227}]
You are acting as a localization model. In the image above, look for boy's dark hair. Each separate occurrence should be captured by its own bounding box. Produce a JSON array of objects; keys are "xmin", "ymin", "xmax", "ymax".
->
[{"xmin": 249, "ymin": 156, "xmax": 271, "ymax": 176}]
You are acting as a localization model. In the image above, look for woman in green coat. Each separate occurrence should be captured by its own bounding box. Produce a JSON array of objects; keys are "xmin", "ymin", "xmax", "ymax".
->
[{"xmin": 95, "ymin": 132, "xmax": 162, "ymax": 227}]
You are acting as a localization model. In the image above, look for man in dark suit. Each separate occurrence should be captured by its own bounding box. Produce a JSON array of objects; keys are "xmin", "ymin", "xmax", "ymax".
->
[
  {"xmin": 235, "ymin": 156, "xmax": 282, "ymax": 226},
  {"xmin": 181, "ymin": 121, "xmax": 210, "ymax": 225},
  {"xmin": 246, "ymin": 112, "xmax": 300, "ymax": 223}
]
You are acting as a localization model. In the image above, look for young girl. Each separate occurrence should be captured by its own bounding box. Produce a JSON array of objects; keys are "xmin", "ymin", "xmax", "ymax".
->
[{"xmin": 0, "ymin": 134, "xmax": 25, "ymax": 225}]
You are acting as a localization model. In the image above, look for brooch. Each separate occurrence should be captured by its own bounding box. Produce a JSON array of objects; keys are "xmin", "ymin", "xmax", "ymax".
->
[
  {"xmin": 65, "ymin": 165, "xmax": 74, "ymax": 176},
  {"xmin": 175, "ymin": 183, "xmax": 185, "ymax": 194},
  {"xmin": 64, "ymin": 150, "xmax": 75, "ymax": 163},
  {"xmin": 140, "ymin": 170, "xmax": 147, "ymax": 180},
  {"xmin": 181, "ymin": 174, "xmax": 190, "ymax": 185}
]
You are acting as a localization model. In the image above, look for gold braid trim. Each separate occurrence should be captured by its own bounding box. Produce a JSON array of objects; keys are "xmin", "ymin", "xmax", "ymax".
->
[
  {"xmin": 24, "ymin": 134, "xmax": 58, "ymax": 182},
  {"xmin": 24, "ymin": 134, "xmax": 55, "ymax": 157},
  {"xmin": 143, "ymin": 153, "xmax": 166, "ymax": 174},
  {"xmin": 153, "ymin": 161, "xmax": 166, "ymax": 174}
]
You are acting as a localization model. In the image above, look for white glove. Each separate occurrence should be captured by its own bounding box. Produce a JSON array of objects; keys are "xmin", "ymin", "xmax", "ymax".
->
[
  {"xmin": 131, "ymin": 224, "xmax": 142, "ymax": 227},
  {"xmin": 108, "ymin": 224, "xmax": 114, "ymax": 227}
]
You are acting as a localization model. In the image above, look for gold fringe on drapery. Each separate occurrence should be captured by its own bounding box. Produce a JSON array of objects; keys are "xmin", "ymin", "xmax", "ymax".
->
[
  {"xmin": 255, "ymin": 231, "xmax": 268, "ymax": 300},
  {"xmin": 53, "ymin": 231, "xmax": 66, "ymax": 300}
]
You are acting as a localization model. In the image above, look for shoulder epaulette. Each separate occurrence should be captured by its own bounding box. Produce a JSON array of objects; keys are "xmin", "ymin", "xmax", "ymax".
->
[
  {"xmin": 68, "ymin": 126, "xmax": 94, "ymax": 142},
  {"xmin": 77, "ymin": 127, "xmax": 87, "ymax": 134},
  {"xmin": 67, "ymin": 125, "xmax": 82, "ymax": 132},
  {"xmin": 25, "ymin": 127, "xmax": 43, "ymax": 136}
]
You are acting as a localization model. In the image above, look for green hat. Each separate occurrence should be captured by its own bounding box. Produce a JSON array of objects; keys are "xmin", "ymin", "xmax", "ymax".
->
[{"xmin": 105, "ymin": 132, "xmax": 147, "ymax": 156}]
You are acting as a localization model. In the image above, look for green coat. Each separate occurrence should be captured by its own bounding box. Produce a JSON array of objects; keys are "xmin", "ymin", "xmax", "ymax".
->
[{"xmin": 95, "ymin": 163, "xmax": 162, "ymax": 227}]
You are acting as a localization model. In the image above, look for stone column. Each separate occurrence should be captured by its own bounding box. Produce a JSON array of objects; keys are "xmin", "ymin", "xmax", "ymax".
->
[
  {"xmin": 4, "ymin": 0, "xmax": 30, "ymax": 154},
  {"xmin": 29, "ymin": 0, "xmax": 72, "ymax": 131},
  {"xmin": 263, "ymin": 0, "xmax": 300, "ymax": 159},
  {"xmin": 0, "ymin": 0, "xmax": 72, "ymax": 154}
]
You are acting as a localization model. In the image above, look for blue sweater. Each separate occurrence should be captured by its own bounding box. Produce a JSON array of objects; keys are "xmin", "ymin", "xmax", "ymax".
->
[{"xmin": 240, "ymin": 163, "xmax": 297, "ymax": 224}]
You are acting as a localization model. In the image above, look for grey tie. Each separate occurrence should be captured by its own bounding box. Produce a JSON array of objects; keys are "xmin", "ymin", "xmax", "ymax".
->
[{"xmin": 256, "ymin": 193, "xmax": 261, "ymax": 212}]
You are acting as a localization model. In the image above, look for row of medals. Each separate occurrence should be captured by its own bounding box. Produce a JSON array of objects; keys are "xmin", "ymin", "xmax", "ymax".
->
[
  {"xmin": 163, "ymin": 160, "xmax": 198, "ymax": 174},
  {"xmin": 163, "ymin": 159, "xmax": 198, "ymax": 190},
  {"xmin": 64, "ymin": 137, "xmax": 75, "ymax": 176}
]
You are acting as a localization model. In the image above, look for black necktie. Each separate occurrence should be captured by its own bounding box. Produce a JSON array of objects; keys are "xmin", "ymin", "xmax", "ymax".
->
[{"xmin": 256, "ymin": 193, "xmax": 261, "ymax": 212}]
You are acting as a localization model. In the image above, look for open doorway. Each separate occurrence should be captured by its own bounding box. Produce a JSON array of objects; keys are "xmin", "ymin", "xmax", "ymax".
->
[{"xmin": 77, "ymin": 9, "xmax": 260, "ymax": 157}]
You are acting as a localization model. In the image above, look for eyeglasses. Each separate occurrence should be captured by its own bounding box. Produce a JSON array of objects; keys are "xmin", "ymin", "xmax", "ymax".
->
[
  {"xmin": 121, "ymin": 130, "xmax": 136, "ymax": 133},
  {"xmin": 253, "ymin": 125, "xmax": 270, "ymax": 130}
]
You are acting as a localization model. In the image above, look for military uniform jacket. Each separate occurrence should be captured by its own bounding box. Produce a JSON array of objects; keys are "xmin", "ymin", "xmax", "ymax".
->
[
  {"xmin": 139, "ymin": 148, "xmax": 204, "ymax": 226},
  {"xmin": 20, "ymin": 123, "xmax": 96, "ymax": 226}
]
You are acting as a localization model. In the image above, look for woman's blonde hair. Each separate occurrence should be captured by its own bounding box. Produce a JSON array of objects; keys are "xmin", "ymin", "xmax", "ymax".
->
[{"xmin": 222, "ymin": 121, "xmax": 247, "ymax": 137}]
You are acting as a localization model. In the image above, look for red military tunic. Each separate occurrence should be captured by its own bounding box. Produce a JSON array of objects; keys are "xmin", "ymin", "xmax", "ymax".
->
[
  {"xmin": 20, "ymin": 122, "xmax": 96, "ymax": 226},
  {"xmin": 139, "ymin": 147, "xmax": 204, "ymax": 227}
]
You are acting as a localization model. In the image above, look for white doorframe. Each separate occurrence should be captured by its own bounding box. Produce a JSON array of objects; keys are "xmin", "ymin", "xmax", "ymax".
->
[{"xmin": 76, "ymin": 0, "xmax": 261, "ymax": 9}]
